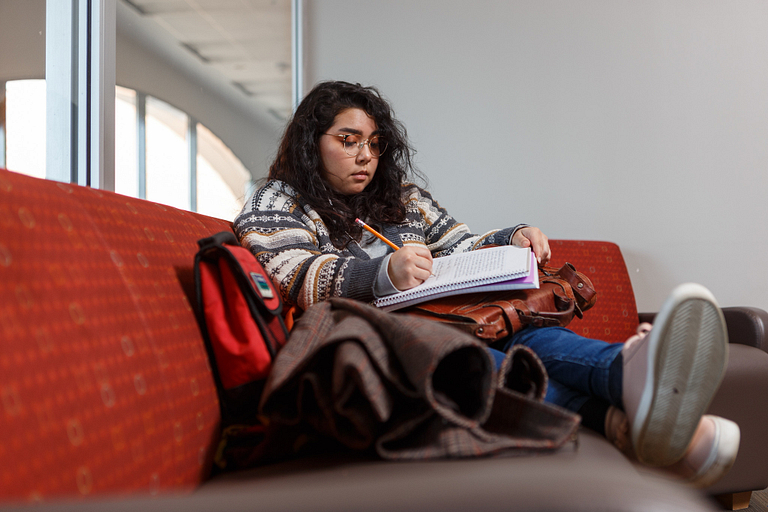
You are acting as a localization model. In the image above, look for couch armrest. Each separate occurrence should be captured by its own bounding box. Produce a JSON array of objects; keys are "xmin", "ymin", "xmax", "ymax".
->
[
  {"xmin": 721, "ymin": 307, "xmax": 768, "ymax": 352},
  {"xmin": 639, "ymin": 306, "xmax": 768, "ymax": 353},
  {"xmin": 705, "ymin": 344, "xmax": 768, "ymax": 495}
]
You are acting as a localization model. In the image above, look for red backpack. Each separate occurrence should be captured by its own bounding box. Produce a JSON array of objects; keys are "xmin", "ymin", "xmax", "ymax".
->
[{"xmin": 193, "ymin": 231, "xmax": 288, "ymax": 424}]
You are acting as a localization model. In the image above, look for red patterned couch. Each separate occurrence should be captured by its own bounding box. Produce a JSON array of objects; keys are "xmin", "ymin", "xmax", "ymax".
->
[{"xmin": 1, "ymin": 167, "xmax": 767, "ymax": 511}]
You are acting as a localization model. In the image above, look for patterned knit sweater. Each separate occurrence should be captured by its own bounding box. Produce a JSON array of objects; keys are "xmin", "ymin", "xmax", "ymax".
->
[{"xmin": 234, "ymin": 179, "xmax": 524, "ymax": 311}]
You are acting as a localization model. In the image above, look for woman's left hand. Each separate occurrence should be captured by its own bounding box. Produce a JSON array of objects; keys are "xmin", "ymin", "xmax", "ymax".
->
[{"xmin": 512, "ymin": 226, "xmax": 551, "ymax": 266}]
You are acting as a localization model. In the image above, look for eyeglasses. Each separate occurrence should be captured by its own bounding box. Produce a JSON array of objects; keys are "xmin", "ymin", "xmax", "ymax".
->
[{"xmin": 324, "ymin": 133, "xmax": 388, "ymax": 158}]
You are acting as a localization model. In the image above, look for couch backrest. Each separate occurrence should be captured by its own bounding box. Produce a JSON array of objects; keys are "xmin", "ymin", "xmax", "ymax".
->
[
  {"xmin": 0, "ymin": 169, "xmax": 232, "ymax": 502},
  {"xmin": 548, "ymin": 239, "xmax": 639, "ymax": 343}
]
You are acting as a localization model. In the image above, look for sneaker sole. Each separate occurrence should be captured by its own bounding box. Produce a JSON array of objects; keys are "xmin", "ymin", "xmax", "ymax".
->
[{"xmin": 631, "ymin": 283, "xmax": 728, "ymax": 467}]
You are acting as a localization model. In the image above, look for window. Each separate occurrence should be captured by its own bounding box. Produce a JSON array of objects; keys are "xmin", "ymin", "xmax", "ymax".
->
[
  {"xmin": 113, "ymin": 86, "xmax": 252, "ymax": 221},
  {"xmin": 145, "ymin": 96, "xmax": 190, "ymax": 211},
  {"xmin": 3, "ymin": 1, "xmax": 292, "ymax": 217},
  {"xmin": 3, "ymin": 81, "xmax": 251, "ymax": 220},
  {"xmin": 3, "ymin": 80, "xmax": 47, "ymax": 179},
  {"xmin": 196, "ymin": 123, "xmax": 252, "ymax": 221},
  {"xmin": 115, "ymin": 86, "xmax": 138, "ymax": 197}
]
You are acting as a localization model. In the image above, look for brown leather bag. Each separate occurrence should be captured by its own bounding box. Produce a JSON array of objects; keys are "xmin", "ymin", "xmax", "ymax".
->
[{"xmin": 400, "ymin": 263, "xmax": 597, "ymax": 343}]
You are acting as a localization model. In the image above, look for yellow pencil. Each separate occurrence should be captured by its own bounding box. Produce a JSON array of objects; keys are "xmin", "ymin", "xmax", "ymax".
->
[{"xmin": 355, "ymin": 218, "xmax": 400, "ymax": 251}]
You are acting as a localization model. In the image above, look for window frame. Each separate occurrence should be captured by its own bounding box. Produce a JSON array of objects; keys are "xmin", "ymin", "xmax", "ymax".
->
[{"xmin": 45, "ymin": 0, "xmax": 115, "ymax": 189}]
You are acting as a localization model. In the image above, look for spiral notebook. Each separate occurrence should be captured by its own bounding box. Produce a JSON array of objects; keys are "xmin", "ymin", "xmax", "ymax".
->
[{"xmin": 374, "ymin": 245, "xmax": 538, "ymax": 311}]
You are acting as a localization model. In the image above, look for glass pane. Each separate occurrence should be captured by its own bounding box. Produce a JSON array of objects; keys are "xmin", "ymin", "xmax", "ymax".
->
[
  {"xmin": 145, "ymin": 96, "xmax": 189, "ymax": 210},
  {"xmin": 115, "ymin": 86, "xmax": 138, "ymax": 197},
  {"xmin": 0, "ymin": 1, "xmax": 46, "ymax": 175},
  {"xmin": 4, "ymin": 80, "xmax": 46, "ymax": 179},
  {"xmin": 196, "ymin": 123, "xmax": 252, "ymax": 221}
]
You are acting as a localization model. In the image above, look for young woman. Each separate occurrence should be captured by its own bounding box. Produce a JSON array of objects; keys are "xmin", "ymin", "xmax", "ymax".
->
[{"xmin": 234, "ymin": 81, "xmax": 739, "ymax": 487}]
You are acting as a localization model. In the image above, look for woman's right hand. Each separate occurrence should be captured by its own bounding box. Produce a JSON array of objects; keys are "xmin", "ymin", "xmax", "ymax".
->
[{"xmin": 387, "ymin": 245, "xmax": 433, "ymax": 291}]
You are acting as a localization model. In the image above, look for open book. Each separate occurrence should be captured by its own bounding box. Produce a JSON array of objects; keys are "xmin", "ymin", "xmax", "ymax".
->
[{"xmin": 374, "ymin": 245, "xmax": 539, "ymax": 311}]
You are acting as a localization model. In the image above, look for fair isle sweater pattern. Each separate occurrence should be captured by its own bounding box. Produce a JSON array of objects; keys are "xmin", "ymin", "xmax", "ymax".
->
[{"xmin": 234, "ymin": 179, "xmax": 522, "ymax": 310}]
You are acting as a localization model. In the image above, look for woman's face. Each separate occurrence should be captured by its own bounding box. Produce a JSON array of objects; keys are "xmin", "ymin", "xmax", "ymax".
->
[{"xmin": 319, "ymin": 108, "xmax": 379, "ymax": 195}]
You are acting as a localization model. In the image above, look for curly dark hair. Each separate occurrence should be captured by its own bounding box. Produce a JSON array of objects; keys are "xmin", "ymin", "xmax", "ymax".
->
[{"xmin": 269, "ymin": 81, "xmax": 423, "ymax": 248}]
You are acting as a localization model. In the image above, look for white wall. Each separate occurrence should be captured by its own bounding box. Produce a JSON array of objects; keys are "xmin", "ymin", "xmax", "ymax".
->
[
  {"xmin": 304, "ymin": 0, "xmax": 768, "ymax": 313},
  {"xmin": 0, "ymin": 0, "xmax": 46, "ymax": 80}
]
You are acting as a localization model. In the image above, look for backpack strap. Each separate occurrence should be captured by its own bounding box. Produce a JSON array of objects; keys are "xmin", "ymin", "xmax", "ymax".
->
[{"xmin": 198, "ymin": 231, "xmax": 239, "ymax": 250}]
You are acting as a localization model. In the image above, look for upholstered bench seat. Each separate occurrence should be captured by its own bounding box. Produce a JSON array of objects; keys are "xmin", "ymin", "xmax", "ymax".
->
[{"xmin": 1, "ymin": 167, "xmax": 766, "ymax": 511}]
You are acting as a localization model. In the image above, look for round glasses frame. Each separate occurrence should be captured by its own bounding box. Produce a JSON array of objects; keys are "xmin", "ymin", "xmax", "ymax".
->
[{"xmin": 324, "ymin": 133, "xmax": 387, "ymax": 158}]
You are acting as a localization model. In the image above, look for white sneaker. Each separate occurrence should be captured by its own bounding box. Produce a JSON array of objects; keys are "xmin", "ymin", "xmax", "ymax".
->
[
  {"xmin": 665, "ymin": 415, "xmax": 741, "ymax": 488},
  {"xmin": 621, "ymin": 283, "xmax": 728, "ymax": 467},
  {"xmin": 605, "ymin": 409, "xmax": 740, "ymax": 487}
]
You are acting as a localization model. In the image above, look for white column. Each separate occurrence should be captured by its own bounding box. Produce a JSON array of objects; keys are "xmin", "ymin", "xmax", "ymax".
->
[
  {"xmin": 0, "ymin": 83, "xmax": 6, "ymax": 169},
  {"xmin": 89, "ymin": 0, "xmax": 116, "ymax": 191},
  {"xmin": 45, "ymin": 0, "xmax": 115, "ymax": 189},
  {"xmin": 45, "ymin": 0, "xmax": 78, "ymax": 183},
  {"xmin": 291, "ymin": 0, "xmax": 303, "ymax": 111},
  {"xmin": 188, "ymin": 117, "xmax": 197, "ymax": 211}
]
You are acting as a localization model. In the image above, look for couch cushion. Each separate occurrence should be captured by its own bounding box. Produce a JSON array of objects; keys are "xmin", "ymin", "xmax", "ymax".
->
[
  {"xmin": 0, "ymin": 169, "xmax": 231, "ymax": 501},
  {"xmin": 549, "ymin": 240, "xmax": 639, "ymax": 343},
  {"xmin": 199, "ymin": 430, "xmax": 714, "ymax": 511},
  {"xmin": 12, "ymin": 430, "xmax": 716, "ymax": 511}
]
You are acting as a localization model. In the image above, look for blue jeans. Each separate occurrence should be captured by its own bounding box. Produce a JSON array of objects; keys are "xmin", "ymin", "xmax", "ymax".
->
[{"xmin": 489, "ymin": 326, "xmax": 624, "ymax": 413}]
